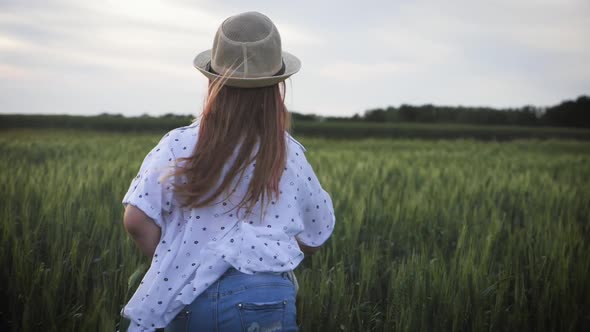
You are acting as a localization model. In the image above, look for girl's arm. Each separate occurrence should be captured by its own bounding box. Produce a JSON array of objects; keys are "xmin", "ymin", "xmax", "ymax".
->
[{"xmin": 123, "ymin": 205, "xmax": 161, "ymax": 258}]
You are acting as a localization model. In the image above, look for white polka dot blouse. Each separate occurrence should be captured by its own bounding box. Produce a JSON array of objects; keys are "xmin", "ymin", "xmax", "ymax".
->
[{"xmin": 121, "ymin": 123, "xmax": 336, "ymax": 331}]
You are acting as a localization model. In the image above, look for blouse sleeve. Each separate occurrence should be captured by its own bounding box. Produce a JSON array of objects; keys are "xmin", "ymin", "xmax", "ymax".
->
[
  {"xmin": 295, "ymin": 156, "xmax": 336, "ymax": 248},
  {"xmin": 122, "ymin": 134, "xmax": 177, "ymax": 228}
]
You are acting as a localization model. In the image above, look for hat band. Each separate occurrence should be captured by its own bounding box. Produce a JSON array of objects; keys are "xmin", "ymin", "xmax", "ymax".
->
[{"xmin": 206, "ymin": 61, "xmax": 286, "ymax": 77}]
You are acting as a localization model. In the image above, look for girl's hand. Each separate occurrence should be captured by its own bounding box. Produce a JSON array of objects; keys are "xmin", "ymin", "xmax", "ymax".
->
[{"xmin": 296, "ymin": 238, "xmax": 321, "ymax": 256}]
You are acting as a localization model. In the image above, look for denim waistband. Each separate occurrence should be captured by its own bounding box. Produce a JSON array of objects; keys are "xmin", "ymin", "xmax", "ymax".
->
[
  {"xmin": 222, "ymin": 267, "xmax": 288, "ymax": 277},
  {"xmin": 195, "ymin": 267, "xmax": 298, "ymax": 300}
]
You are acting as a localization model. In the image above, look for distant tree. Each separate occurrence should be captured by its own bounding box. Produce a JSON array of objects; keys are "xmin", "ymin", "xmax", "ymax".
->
[
  {"xmin": 542, "ymin": 96, "xmax": 590, "ymax": 128},
  {"xmin": 291, "ymin": 111, "xmax": 319, "ymax": 122},
  {"xmin": 399, "ymin": 105, "xmax": 417, "ymax": 122},
  {"xmin": 364, "ymin": 108, "xmax": 387, "ymax": 122}
]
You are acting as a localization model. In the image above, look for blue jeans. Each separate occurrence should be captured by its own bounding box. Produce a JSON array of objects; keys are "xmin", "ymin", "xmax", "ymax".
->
[{"xmin": 165, "ymin": 268, "xmax": 298, "ymax": 332}]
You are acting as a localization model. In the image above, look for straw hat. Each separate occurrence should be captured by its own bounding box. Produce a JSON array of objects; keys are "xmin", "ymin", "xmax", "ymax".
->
[{"xmin": 193, "ymin": 11, "xmax": 301, "ymax": 88}]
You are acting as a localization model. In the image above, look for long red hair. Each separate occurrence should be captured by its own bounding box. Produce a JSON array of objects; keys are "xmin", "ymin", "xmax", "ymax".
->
[{"xmin": 172, "ymin": 79, "xmax": 290, "ymax": 216}]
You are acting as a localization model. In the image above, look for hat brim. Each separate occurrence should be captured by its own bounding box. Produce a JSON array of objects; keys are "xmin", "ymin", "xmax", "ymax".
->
[{"xmin": 193, "ymin": 50, "xmax": 301, "ymax": 88}]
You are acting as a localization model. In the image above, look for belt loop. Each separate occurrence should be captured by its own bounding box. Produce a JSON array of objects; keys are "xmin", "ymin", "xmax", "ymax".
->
[{"xmin": 285, "ymin": 270, "xmax": 299, "ymax": 294}]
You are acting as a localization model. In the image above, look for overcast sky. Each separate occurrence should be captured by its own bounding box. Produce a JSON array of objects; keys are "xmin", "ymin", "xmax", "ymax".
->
[{"xmin": 1, "ymin": 0, "xmax": 589, "ymax": 117}]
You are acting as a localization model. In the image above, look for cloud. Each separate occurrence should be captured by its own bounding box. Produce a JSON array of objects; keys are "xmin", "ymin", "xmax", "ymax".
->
[
  {"xmin": 0, "ymin": 1, "xmax": 322, "ymax": 79},
  {"xmin": 275, "ymin": 23, "xmax": 323, "ymax": 48},
  {"xmin": 319, "ymin": 62, "xmax": 408, "ymax": 80},
  {"xmin": 0, "ymin": 34, "xmax": 30, "ymax": 51},
  {"xmin": 0, "ymin": 2, "xmax": 211, "ymax": 79},
  {"xmin": 0, "ymin": 64, "xmax": 32, "ymax": 80}
]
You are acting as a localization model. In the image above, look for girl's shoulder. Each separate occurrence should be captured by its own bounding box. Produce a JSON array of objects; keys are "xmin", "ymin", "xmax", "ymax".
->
[
  {"xmin": 156, "ymin": 122, "xmax": 200, "ymax": 158},
  {"xmin": 286, "ymin": 132, "xmax": 306, "ymax": 154},
  {"xmin": 163, "ymin": 122, "xmax": 200, "ymax": 141}
]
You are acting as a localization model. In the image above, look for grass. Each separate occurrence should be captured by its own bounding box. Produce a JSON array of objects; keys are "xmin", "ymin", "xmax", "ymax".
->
[{"xmin": 0, "ymin": 129, "xmax": 589, "ymax": 331}]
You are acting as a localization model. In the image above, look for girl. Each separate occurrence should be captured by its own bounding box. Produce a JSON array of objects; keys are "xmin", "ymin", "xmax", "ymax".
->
[{"xmin": 121, "ymin": 11, "xmax": 335, "ymax": 332}]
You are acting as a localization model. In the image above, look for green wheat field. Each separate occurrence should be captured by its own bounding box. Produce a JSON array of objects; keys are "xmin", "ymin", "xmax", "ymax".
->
[{"xmin": 1, "ymin": 129, "xmax": 589, "ymax": 331}]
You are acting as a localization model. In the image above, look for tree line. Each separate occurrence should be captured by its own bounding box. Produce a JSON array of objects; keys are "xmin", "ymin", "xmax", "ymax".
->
[
  {"xmin": 292, "ymin": 95, "xmax": 590, "ymax": 128},
  {"xmin": 1, "ymin": 95, "xmax": 588, "ymax": 135}
]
